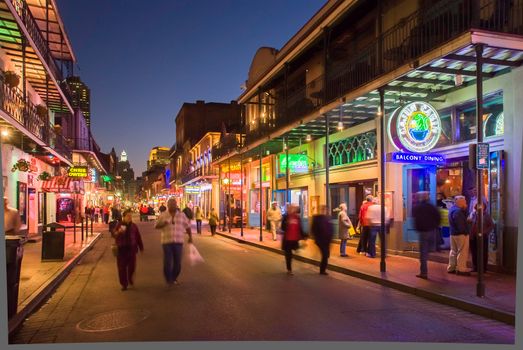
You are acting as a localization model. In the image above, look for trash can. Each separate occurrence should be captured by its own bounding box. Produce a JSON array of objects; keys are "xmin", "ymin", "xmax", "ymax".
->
[
  {"xmin": 41, "ymin": 222, "xmax": 66, "ymax": 261},
  {"xmin": 5, "ymin": 235, "xmax": 24, "ymax": 319}
]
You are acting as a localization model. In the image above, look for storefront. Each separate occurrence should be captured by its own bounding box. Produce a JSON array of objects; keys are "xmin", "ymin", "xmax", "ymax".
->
[
  {"xmin": 247, "ymin": 156, "xmax": 272, "ymax": 228},
  {"xmin": 386, "ymin": 80, "xmax": 509, "ymax": 269},
  {"xmin": 41, "ymin": 175, "xmax": 84, "ymax": 224}
]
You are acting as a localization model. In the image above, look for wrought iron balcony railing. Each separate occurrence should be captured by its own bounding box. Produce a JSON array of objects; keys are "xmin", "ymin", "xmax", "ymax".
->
[{"xmin": 0, "ymin": 74, "xmax": 72, "ymax": 160}]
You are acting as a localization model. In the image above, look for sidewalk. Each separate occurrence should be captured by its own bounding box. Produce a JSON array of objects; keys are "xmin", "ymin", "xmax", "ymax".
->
[
  {"xmin": 212, "ymin": 225, "xmax": 516, "ymax": 325},
  {"xmin": 8, "ymin": 222, "xmax": 105, "ymax": 336}
]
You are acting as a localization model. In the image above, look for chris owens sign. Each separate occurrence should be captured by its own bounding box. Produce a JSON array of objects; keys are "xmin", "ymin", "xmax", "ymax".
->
[
  {"xmin": 388, "ymin": 102, "xmax": 442, "ymax": 153},
  {"xmin": 67, "ymin": 166, "xmax": 89, "ymax": 178}
]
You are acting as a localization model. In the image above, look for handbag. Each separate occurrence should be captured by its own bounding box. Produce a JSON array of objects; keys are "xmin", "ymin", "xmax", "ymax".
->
[
  {"xmin": 349, "ymin": 225, "xmax": 356, "ymax": 237},
  {"xmin": 111, "ymin": 244, "xmax": 119, "ymax": 257}
]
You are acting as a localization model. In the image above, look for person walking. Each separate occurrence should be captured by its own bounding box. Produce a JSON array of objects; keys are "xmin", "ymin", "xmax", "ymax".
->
[
  {"xmin": 469, "ymin": 204, "xmax": 494, "ymax": 273},
  {"xmin": 267, "ymin": 201, "xmax": 282, "ymax": 241},
  {"xmin": 356, "ymin": 195, "xmax": 374, "ymax": 254},
  {"xmin": 338, "ymin": 203, "xmax": 353, "ymax": 257},
  {"xmin": 183, "ymin": 205, "xmax": 194, "ymax": 221},
  {"xmin": 155, "ymin": 198, "xmax": 193, "ymax": 286},
  {"xmin": 3, "ymin": 196, "xmax": 21, "ymax": 235},
  {"xmin": 281, "ymin": 204, "xmax": 306, "ymax": 275},
  {"xmin": 111, "ymin": 209, "xmax": 144, "ymax": 291},
  {"xmin": 208, "ymin": 208, "xmax": 219, "ymax": 236},
  {"xmin": 312, "ymin": 205, "xmax": 333, "ymax": 275},
  {"xmin": 103, "ymin": 204, "xmax": 110, "ymax": 224},
  {"xmin": 447, "ymin": 196, "xmax": 471, "ymax": 276},
  {"xmin": 194, "ymin": 206, "xmax": 203, "ymax": 234},
  {"xmin": 111, "ymin": 205, "xmax": 122, "ymax": 223},
  {"xmin": 412, "ymin": 191, "xmax": 441, "ymax": 279}
]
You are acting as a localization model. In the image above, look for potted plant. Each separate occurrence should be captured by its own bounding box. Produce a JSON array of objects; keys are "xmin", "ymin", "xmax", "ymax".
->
[
  {"xmin": 37, "ymin": 171, "xmax": 51, "ymax": 181},
  {"xmin": 36, "ymin": 105, "xmax": 48, "ymax": 119},
  {"xmin": 11, "ymin": 159, "xmax": 31, "ymax": 172},
  {"xmin": 3, "ymin": 70, "xmax": 20, "ymax": 89}
]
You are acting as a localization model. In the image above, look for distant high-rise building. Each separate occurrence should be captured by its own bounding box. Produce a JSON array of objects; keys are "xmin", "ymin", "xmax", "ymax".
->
[
  {"xmin": 148, "ymin": 146, "xmax": 170, "ymax": 170},
  {"xmin": 120, "ymin": 150, "xmax": 128, "ymax": 162},
  {"xmin": 66, "ymin": 76, "xmax": 91, "ymax": 128}
]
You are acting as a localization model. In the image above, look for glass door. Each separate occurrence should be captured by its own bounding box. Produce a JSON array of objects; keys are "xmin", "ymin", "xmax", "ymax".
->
[{"xmin": 402, "ymin": 165, "xmax": 437, "ymax": 243}]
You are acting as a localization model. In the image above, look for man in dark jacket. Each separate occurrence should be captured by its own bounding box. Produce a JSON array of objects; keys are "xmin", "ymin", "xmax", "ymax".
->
[
  {"xmin": 447, "ymin": 196, "xmax": 470, "ymax": 276},
  {"xmin": 412, "ymin": 192, "xmax": 440, "ymax": 279},
  {"xmin": 312, "ymin": 205, "xmax": 333, "ymax": 275}
]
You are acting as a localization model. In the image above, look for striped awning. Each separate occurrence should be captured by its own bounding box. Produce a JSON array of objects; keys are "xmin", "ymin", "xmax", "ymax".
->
[{"xmin": 41, "ymin": 176, "xmax": 84, "ymax": 193}]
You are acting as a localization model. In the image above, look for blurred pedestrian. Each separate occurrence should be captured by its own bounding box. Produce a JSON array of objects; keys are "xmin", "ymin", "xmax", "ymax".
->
[
  {"xmin": 312, "ymin": 205, "xmax": 333, "ymax": 275},
  {"xmin": 103, "ymin": 204, "xmax": 110, "ymax": 224},
  {"xmin": 159, "ymin": 203, "xmax": 166, "ymax": 213},
  {"xmin": 469, "ymin": 204, "xmax": 494, "ymax": 273},
  {"xmin": 208, "ymin": 208, "xmax": 219, "ymax": 236},
  {"xmin": 356, "ymin": 195, "xmax": 374, "ymax": 255},
  {"xmin": 365, "ymin": 198, "xmax": 390, "ymax": 258},
  {"xmin": 155, "ymin": 198, "xmax": 193, "ymax": 286},
  {"xmin": 3, "ymin": 196, "xmax": 21, "ymax": 235},
  {"xmin": 195, "ymin": 206, "xmax": 203, "ymax": 234},
  {"xmin": 447, "ymin": 196, "xmax": 471, "ymax": 276},
  {"xmin": 94, "ymin": 206, "xmax": 100, "ymax": 223},
  {"xmin": 267, "ymin": 201, "xmax": 282, "ymax": 241},
  {"xmin": 412, "ymin": 191, "xmax": 441, "ymax": 279},
  {"xmin": 338, "ymin": 203, "xmax": 353, "ymax": 257},
  {"xmin": 183, "ymin": 205, "xmax": 194, "ymax": 221},
  {"xmin": 111, "ymin": 205, "xmax": 122, "ymax": 223},
  {"xmin": 111, "ymin": 209, "xmax": 144, "ymax": 291},
  {"xmin": 281, "ymin": 204, "xmax": 306, "ymax": 275}
]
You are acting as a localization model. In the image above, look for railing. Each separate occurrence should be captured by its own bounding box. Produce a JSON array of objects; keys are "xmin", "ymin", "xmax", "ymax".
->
[
  {"xmin": 244, "ymin": 0, "xmax": 523, "ymax": 146},
  {"xmin": 7, "ymin": 0, "xmax": 72, "ymax": 103},
  {"xmin": 0, "ymin": 74, "xmax": 72, "ymax": 160},
  {"xmin": 212, "ymin": 134, "xmax": 243, "ymax": 161},
  {"xmin": 180, "ymin": 167, "xmax": 202, "ymax": 184}
]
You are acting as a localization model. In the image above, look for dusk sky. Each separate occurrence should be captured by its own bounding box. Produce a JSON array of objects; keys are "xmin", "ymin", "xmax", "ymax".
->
[{"xmin": 59, "ymin": 0, "xmax": 325, "ymax": 175}]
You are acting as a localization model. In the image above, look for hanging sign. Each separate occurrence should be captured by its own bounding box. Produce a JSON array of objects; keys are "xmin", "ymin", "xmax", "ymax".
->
[
  {"xmin": 387, "ymin": 152, "xmax": 445, "ymax": 165},
  {"xmin": 279, "ymin": 154, "xmax": 308, "ymax": 174},
  {"xmin": 388, "ymin": 102, "xmax": 442, "ymax": 153},
  {"xmin": 185, "ymin": 186, "xmax": 200, "ymax": 194},
  {"xmin": 67, "ymin": 166, "xmax": 89, "ymax": 178}
]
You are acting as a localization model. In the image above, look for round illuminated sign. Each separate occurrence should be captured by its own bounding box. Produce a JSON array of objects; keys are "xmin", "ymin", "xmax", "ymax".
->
[{"xmin": 389, "ymin": 102, "xmax": 441, "ymax": 153}]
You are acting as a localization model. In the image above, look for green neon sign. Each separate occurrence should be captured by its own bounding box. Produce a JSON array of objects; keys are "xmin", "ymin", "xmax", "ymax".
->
[{"xmin": 279, "ymin": 154, "xmax": 308, "ymax": 174}]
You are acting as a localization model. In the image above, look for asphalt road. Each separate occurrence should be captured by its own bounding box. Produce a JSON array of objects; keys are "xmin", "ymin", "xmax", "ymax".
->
[{"xmin": 11, "ymin": 220, "xmax": 515, "ymax": 343}]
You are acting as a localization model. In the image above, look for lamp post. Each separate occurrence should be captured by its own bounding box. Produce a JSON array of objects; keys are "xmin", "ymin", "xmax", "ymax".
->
[{"xmin": 0, "ymin": 130, "xmax": 7, "ymax": 235}]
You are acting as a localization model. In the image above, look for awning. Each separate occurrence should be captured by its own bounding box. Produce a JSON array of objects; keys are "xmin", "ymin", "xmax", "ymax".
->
[{"xmin": 41, "ymin": 175, "xmax": 84, "ymax": 193}]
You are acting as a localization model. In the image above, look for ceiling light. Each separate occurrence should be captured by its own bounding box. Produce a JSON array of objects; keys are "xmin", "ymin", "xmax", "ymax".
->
[
  {"xmin": 306, "ymin": 134, "xmax": 312, "ymax": 142},
  {"xmin": 337, "ymin": 121, "xmax": 343, "ymax": 130},
  {"xmin": 1, "ymin": 129, "xmax": 8, "ymax": 137}
]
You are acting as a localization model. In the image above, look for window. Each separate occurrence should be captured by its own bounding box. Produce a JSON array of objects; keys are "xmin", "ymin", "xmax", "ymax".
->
[
  {"xmin": 435, "ymin": 111, "xmax": 452, "ymax": 148},
  {"xmin": 455, "ymin": 92, "xmax": 503, "ymax": 143}
]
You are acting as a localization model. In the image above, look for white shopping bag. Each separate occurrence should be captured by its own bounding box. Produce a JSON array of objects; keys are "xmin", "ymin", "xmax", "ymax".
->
[{"xmin": 188, "ymin": 243, "xmax": 205, "ymax": 266}]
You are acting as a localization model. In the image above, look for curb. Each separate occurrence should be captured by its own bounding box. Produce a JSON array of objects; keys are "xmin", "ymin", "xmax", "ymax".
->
[
  {"xmin": 8, "ymin": 232, "xmax": 104, "ymax": 338},
  {"xmin": 215, "ymin": 231, "xmax": 515, "ymax": 326}
]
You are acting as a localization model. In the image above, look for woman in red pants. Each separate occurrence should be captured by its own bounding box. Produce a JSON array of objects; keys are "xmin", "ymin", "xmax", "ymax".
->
[{"xmin": 112, "ymin": 209, "xmax": 144, "ymax": 290}]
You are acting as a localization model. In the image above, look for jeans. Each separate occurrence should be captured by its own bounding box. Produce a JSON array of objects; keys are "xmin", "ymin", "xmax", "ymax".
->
[
  {"xmin": 316, "ymin": 242, "xmax": 330, "ymax": 273},
  {"xmin": 340, "ymin": 239, "xmax": 347, "ymax": 256},
  {"xmin": 357, "ymin": 226, "xmax": 370, "ymax": 253},
  {"xmin": 367, "ymin": 227, "xmax": 380, "ymax": 257},
  {"xmin": 418, "ymin": 230, "xmax": 435, "ymax": 276},
  {"xmin": 162, "ymin": 243, "xmax": 183, "ymax": 284},
  {"xmin": 470, "ymin": 234, "xmax": 489, "ymax": 272},
  {"xmin": 196, "ymin": 220, "xmax": 202, "ymax": 234},
  {"xmin": 282, "ymin": 240, "xmax": 299, "ymax": 271},
  {"xmin": 210, "ymin": 225, "xmax": 216, "ymax": 235}
]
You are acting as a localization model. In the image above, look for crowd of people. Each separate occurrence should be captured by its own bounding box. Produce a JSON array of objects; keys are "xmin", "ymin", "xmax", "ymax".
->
[{"xmin": 105, "ymin": 187, "xmax": 493, "ymax": 290}]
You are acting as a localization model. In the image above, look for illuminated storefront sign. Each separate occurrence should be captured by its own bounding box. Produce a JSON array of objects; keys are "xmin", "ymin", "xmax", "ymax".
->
[
  {"xmin": 388, "ymin": 102, "xmax": 442, "ymax": 153},
  {"xmin": 185, "ymin": 186, "xmax": 200, "ymax": 194},
  {"xmin": 279, "ymin": 154, "xmax": 308, "ymax": 174},
  {"xmin": 88, "ymin": 168, "xmax": 97, "ymax": 183},
  {"xmin": 67, "ymin": 166, "xmax": 88, "ymax": 178},
  {"xmin": 387, "ymin": 152, "xmax": 445, "ymax": 165}
]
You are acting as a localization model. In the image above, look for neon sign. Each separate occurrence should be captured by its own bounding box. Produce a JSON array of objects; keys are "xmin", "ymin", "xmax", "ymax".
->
[
  {"xmin": 388, "ymin": 102, "xmax": 442, "ymax": 153},
  {"xmin": 387, "ymin": 152, "xmax": 445, "ymax": 165},
  {"xmin": 279, "ymin": 154, "xmax": 308, "ymax": 174}
]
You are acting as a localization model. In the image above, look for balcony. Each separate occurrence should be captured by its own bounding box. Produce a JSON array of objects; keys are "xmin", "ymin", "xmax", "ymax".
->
[
  {"xmin": 0, "ymin": 73, "xmax": 71, "ymax": 160},
  {"xmin": 211, "ymin": 134, "xmax": 243, "ymax": 162},
  {"xmin": 244, "ymin": 0, "xmax": 523, "ymax": 146}
]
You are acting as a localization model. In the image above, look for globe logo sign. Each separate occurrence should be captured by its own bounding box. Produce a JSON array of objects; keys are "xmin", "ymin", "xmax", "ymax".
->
[{"xmin": 388, "ymin": 102, "xmax": 441, "ymax": 153}]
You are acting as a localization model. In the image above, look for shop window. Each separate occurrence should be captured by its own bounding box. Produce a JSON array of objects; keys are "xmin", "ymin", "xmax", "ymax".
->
[
  {"xmin": 435, "ymin": 112, "xmax": 452, "ymax": 148},
  {"xmin": 327, "ymin": 130, "xmax": 377, "ymax": 167},
  {"xmin": 484, "ymin": 112, "xmax": 504, "ymax": 139},
  {"xmin": 456, "ymin": 92, "xmax": 503, "ymax": 143}
]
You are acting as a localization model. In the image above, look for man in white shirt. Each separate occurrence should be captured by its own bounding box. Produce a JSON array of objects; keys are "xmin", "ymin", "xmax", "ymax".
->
[
  {"xmin": 364, "ymin": 198, "xmax": 390, "ymax": 258},
  {"xmin": 4, "ymin": 196, "xmax": 21, "ymax": 236},
  {"xmin": 267, "ymin": 202, "xmax": 282, "ymax": 241},
  {"xmin": 155, "ymin": 198, "xmax": 192, "ymax": 286}
]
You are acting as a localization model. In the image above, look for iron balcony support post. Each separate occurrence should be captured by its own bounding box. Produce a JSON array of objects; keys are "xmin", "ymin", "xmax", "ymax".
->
[
  {"xmin": 325, "ymin": 114, "xmax": 331, "ymax": 214},
  {"xmin": 259, "ymin": 147, "xmax": 263, "ymax": 242},
  {"xmin": 379, "ymin": 88, "xmax": 387, "ymax": 273},
  {"xmin": 476, "ymin": 43, "xmax": 485, "ymax": 298},
  {"xmin": 285, "ymin": 136, "xmax": 290, "ymax": 204}
]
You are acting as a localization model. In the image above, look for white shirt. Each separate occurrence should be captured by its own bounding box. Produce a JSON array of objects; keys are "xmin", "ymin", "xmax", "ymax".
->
[
  {"xmin": 365, "ymin": 204, "xmax": 390, "ymax": 226},
  {"xmin": 4, "ymin": 206, "xmax": 21, "ymax": 235},
  {"xmin": 156, "ymin": 210, "xmax": 190, "ymax": 244}
]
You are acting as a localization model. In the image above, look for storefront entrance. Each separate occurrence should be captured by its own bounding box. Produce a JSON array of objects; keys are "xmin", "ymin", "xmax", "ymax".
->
[{"xmin": 402, "ymin": 165, "xmax": 437, "ymax": 243}]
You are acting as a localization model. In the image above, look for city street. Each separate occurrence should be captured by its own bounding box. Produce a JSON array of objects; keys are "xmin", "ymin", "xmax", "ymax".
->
[{"xmin": 11, "ymin": 221, "xmax": 514, "ymax": 343}]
